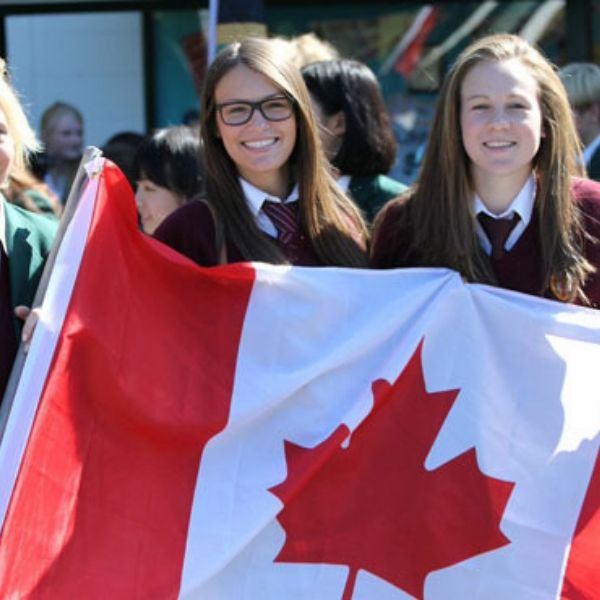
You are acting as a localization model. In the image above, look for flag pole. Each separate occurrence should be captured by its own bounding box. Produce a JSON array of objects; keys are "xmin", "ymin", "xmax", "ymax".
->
[
  {"xmin": 207, "ymin": 0, "xmax": 219, "ymax": 65},
  {"xmin": 0, "ymin": 146, "xmax": 103, "ymax": 443}
]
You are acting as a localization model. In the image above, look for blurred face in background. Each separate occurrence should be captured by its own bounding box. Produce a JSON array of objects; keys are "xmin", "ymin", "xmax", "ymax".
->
[
  {"xmin": 0, "ymin": 107, "xmax": 15, "ymax": 186},
  {"xmin": 45, "ymin": 111, "xmax": 83, "ymax": 161},
  {"xmin": 135, "ymin": 177, "xmax": 183, "ymax": 235},
  {"xmin": 308, "ymin": 93, "xmax": 345, "ymax": 164},
  {"xmin": 572, "ymin": 103, "xmax": 600, "ymax": 147}
]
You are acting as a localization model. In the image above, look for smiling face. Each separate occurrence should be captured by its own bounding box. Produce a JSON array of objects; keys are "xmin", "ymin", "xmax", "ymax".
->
[
  {"xmin": 45, "ymin": 111, "xmax": 83, "ymax": 161},
  {"xmin": 460, "ymin": 58, "xmax": 543, "ymax": 194},
  {"xmin": 0, "ymin": 107, "xmax": 15, "ymax": 186},
  {"xmin": 214, "ymin": 63, "xmax": 297, "ymax": 198}
]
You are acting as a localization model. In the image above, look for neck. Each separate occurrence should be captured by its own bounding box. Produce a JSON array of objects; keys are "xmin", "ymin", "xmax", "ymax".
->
[
  {"xmin": 472, "ymin": 168, "xmax": 531, "ymax": 215},
  {"xmin": 242, "ymin": 166, "xmax": 291, "ymax": 200}
]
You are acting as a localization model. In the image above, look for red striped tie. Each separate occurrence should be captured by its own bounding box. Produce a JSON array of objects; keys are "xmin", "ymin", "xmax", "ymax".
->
[{"xmin": 262, "ymin": 200, "xmax": 299, "ymax": 244}]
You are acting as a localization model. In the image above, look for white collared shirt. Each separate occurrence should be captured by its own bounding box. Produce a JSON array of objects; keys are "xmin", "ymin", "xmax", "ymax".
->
[
  {"xmin": 582, "ymin": 132, "xmax": 600, "ymax": 167},
  {"xmin": 473, "ymin": 175, "xmax": 536, "ymax": 255},
  {"xmin": 336, "ymin": 174, "xmax": 351, "ymax": 193},
  {"xmin": 239, "ymin": 178, "xmax": 299, "ymax": 238}
]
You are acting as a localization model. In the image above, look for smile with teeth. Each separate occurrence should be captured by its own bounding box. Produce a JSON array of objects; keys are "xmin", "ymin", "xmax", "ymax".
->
[
  {"xmin": 243, "ymin": 138, "xmax": 278, "ymax": 149},
  {"xmin": 484, "ymin": 141, "xmax": 515, "ymax": 148}
]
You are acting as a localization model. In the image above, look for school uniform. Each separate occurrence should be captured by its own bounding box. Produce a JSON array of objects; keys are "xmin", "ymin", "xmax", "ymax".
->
[
  {"xmin": 337, "ymin": 174, "xmax": 407, "ymax": 223},
  {"xmin": 370, "ymin": 176, "xmax": 600, "ymax": 307},
  {"xmin": 154, "ymin": 179, "xmax": 321, "ymax": 266},
  {"xmin": 0, "ymin": 198, "xmax": 58, "ymax": 398},
  {"xmin": 583, "ymin": 133, "xmax": 600, "ymax": 182}
]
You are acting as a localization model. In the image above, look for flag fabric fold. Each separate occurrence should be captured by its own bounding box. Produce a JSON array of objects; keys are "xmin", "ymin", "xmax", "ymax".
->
[{"xmin": 0, "ymin": 161, "xmax": 598, "ymax": 599}]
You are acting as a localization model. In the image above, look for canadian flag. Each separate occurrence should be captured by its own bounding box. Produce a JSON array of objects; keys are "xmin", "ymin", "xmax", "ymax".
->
[{"xmin": 0, "ymin": 161, "xmax": 598, "ymax": 599}]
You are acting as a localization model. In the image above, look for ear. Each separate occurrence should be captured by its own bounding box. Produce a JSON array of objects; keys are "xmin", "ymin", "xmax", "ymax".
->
[
  {"xmin": 590, "ymin": 102, "xmax": 600, "ymax": 123},
  {"xmin": 328, "ymin": 110, "xmax": 346, "ymax": 137}
]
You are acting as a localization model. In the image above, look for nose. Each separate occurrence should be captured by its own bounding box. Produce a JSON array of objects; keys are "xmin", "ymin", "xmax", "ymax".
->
[
  {"xmin": 489, "ymin": 108, "xmax": 509, "ymax": 128},
  {"xmin": 247, "ymin": 107, "xmax": 269, "ymax": 127}
]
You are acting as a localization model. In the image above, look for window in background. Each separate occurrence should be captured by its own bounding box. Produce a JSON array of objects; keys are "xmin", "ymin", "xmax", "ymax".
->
[{"xmin": 6, "ymin": 11, "xmax": 145, "ymax": 150}]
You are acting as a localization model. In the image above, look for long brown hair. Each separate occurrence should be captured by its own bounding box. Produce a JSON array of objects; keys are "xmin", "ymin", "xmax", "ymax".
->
[
  {"xmin": 200, "ymin": 37, "xmax": 367, "ymax": 267},
  {"xmin": 399, "ymin": 33, "xmax": 592, "ymax": 298}
]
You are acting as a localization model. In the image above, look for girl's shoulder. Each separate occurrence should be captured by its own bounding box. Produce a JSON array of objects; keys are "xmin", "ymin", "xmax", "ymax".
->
[
  {"xmin": 153, "ymin": 199, "xmax": 220, "ymax": 266},
  {"xmin": 370, "ymin": 193, "xmax": 414, "ymax": 269},
  {"xmin": 570, "ymin": 178, "xmax": 600, "ymax": 243},
  {"xmin": 572, "ymin": 177, "xmax": 600, "ymax": 206},
  {"xmin": 372, "ymin": 192, "xmax": 411, "ymax": 228}
]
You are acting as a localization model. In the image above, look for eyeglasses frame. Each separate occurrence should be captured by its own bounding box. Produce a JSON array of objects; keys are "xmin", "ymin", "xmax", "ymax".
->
[{"xmin": 215, "ymin": 94, "xmax": 295, "ymax": 127}]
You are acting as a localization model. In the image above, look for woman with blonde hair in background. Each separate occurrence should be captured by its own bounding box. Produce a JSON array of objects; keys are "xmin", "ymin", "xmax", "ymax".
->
[{"xmin": 35, "ymin": 100, "xmax": 84, "ymax": 204}]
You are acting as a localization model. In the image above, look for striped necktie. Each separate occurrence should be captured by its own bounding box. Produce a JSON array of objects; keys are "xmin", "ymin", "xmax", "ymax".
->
[
  {"xmin": 262, "ymin": 200, "xmax": 299, "ymax": 244},
  {"xmin": 477, "ymin": 212, "xmax": 520, "ymax": 260}
]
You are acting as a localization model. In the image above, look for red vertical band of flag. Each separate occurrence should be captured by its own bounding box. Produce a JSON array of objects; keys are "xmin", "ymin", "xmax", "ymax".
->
[
  {"xmin": 0, "ymin": 163, "xmax": 256, "ymax": 597},
  {"xmin": 561, "ymin": 448, "xmax": 600, "ymax": 598}
]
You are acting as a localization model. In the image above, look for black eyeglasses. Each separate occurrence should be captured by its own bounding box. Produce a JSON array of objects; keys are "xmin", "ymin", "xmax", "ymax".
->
[{"xmin": 216, "ymin": 95, "xmax": 295, "ymax": 126}]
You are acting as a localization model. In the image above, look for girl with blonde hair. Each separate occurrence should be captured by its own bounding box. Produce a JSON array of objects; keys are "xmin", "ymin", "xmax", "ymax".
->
[
  {"xmin": 372, "ymin": 33, "xmax": 600, "ymax": 306},
  {"xmin": 37, "ymin": 100, "xmax": 83, "ymax": 204},
  {"xmin": 155, "ymin": 37, "xmax": 367, "ymax": 268},
  {"xmin": 0, "ymin": 58, "xmax": 57, "ymax": 399}
]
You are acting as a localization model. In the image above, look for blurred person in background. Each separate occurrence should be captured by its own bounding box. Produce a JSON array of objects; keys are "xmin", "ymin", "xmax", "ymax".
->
[
  {"xmin": 269, "ymin": 32, "xmax": 339, "ymax": 70},
  {"xmin": 34, "ymin": 101, "xmax": 84, "ymax": 204},
  {"xmin": 182, "ymin": 108, "xmax": 200, "ymax": 129},
  {"xmin": 302, "ymin": 59, "xmax": 407, "ymax": 223},
  {"xmin": 559, "ymin": 62, "xmax": 600, "ymax": 181},
  {"xmin": 101, "ymin": 131, "xmax": 144, "ymax": 191},
  {"xmin": 133, "ymin": 125, "xmax": 204, "ymax": 235}
]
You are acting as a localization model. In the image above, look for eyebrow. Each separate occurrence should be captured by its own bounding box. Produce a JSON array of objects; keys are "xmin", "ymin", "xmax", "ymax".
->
[
  {"xmin": 463, "ymin": 92, "xmax": 531, "ymax": 101},
  {"xmin": 216, "ymin": 92, "xmax": 286, "ymax": 105}
]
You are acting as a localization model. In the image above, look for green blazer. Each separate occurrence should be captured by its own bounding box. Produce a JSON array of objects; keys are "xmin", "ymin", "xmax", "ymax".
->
[
  {"xmin": 3, "ymin": 198, "xmax": 58, "ymax": 333},
  {"xmin": 348, "ymin": 174, "xmax": 407, "ymax": 223}
]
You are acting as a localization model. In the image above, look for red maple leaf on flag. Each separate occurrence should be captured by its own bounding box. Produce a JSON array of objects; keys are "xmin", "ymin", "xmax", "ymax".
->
[{"xmin": 270, "ymin": 340, "xmax": 515, "ymax": 600}]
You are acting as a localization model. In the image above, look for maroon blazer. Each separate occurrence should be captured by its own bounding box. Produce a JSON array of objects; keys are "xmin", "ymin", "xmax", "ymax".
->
[
  {"xmin": 371, "ymin": 177, "xmax": 600, "ymax": 308},
  {"xmin": 154, "ymin": 200, "xmax": 323, "ymax": 267}
]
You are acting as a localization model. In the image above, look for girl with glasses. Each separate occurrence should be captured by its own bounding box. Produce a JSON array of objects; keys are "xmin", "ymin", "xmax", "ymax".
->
[
  {"xmin": 154, "ymin": 37, "xmax": 368, "ymax": 268},
  {"xmin": 371, "ymin": 33, "xmax": 600, "ymax": 307}
]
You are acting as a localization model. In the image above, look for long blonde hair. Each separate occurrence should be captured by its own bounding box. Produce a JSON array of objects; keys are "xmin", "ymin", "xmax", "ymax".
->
[
  {"xmin": 0, "ymin": 58, "xmax": 40, "ymax": 176},
  {"xmin": 404, "ymin": 33, "xmax": 592, "ymax": 298},
  {"xmin": 201, "ymin": 37, "xmax": 367, "ymax": 267}
]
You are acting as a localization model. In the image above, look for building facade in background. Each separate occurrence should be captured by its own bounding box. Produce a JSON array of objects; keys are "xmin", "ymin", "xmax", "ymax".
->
[{"xmin": 0, "ymin": 0, "xmax": 598, "ymax": 183}]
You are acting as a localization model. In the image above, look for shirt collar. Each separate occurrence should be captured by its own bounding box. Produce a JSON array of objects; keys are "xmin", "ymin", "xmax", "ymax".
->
[
  {"xmin": 473, "ymin": 174, "xmax": 536, "ymax": 227},
  {"xmin": 239, "ymin": 177, "xmax": 299, "ymax": 217},
  {"xmin": 582, "ymin": 132, "xmax": 600, "ymax": 166},
  {"xmin": 337, "ymin": 174, "xmax": 351, "ymax": 192}
]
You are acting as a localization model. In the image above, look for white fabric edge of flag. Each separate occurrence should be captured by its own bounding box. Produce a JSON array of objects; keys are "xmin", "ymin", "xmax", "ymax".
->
[{"xmin": 0, "ymin": 166, "xmax": 101, "ymax": 530}]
